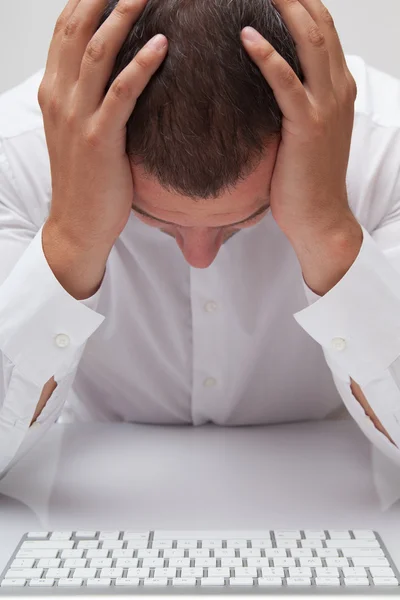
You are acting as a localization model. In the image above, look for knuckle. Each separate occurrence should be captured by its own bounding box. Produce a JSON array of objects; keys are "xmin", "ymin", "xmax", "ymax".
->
[
  {"xmin": 47, "ymin": 94, "xmax": 61, "ymax": 119},
  {"xmin": 320, "ymin": 6, "xmax": 335, "ymax": 28},
  {"xmin": 111, "ymin": 78, "xmax": 131, "ymax": 101},
  {"xmin": 54, "ymin": 15, "xmax": 67, "ymax": 36},
  {"xmin": 348, "ymin": 74, "xmax": 358, "ymax": 100},
  {"xmin": 134, "ymin": 51, "xmax": 152, "ymax": 70},
  {"xmin": 278, "ymin": 66, "xmax": 297, "ymax": 87},
  {"xmin": 308, "ymin": 25, "xmax": 325, "ymax": 47},
  {"xmin": 84, "ymin": 126, "xmax": 102, "ymax": 148},
  {"xmin": 63, "ymin": 15, "xmax": 81, "ymax": 39},
  {"xmin": 114, "ymin": 0, "xmax": 136, "ymax": 18},
  {"xmin": 37, "ymin": 82, "xmax": 48, "ymax": 108},
  {"xmin": 85, "ymin": 36, "xmax": 106, "ymax": 64}
]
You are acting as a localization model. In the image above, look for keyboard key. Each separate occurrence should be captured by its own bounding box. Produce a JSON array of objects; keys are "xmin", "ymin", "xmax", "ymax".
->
[
  {"xmin": 163, "ymin": 549, "xmax": 185, "ymax": 558},
  {"xmin": 316, "ymin": 549, "xmax": 338, "ymax": 557},
  {"xmin": 261, "ymin": 567, "xmax": 284, "ymax": 577},
  {"xmin": 342, "ymin": 567, "xmax": 367, "ymax": 577},
  {"xmin": 77, "ymin": 541, "xmax": 99, "ymax": 549},
  {"xmin": 250, "ymin": 539, "xmax": 272, "ymax": 548},
  {"xmin": 122, "ymin": 532, "xmax": 149, "ymax": 540},
  {"xmin": 138, "ymin": 549, "xmax": 159, "ymax": 558},
  {"xmin": 289, "ymin": 567, "xmax": 312, "ymax": 577},
  {"xmin": 152, "ymin": 540, "xmax": 173, "ymax": 549},
  {"xmin": 214, "ymin": 549, "xmax": 235, "ymax": 558},
  {"xmin": 275, "ymin": 530, "xmax": 301, "ymax": 539},
  {"xmin": 181, "ymin": 568, "xmax": 203, "ymax": 578},
  {"xmin": 27, "ymin": 533, "xmax": 48, "ymax": 538},
  {"xmin": 61, "ymin": 549, "xmax": 84, "ymax": 559},
  {"xmin": 21, "ymin": 541, "xmax": 73, "ymax": 550},
  {"xmin": 229, "ymin": 577, "xmax": 254, "ymax": 586},
  {"xmin": 154, "ymin": 568, "xmax": 176, "ymax": 578},
  {"xmin": 1, "ymin": 579, "xmax": 26, "ymax": 587},
  {"xmin": 315, "ymin": 567, "xmax": 339, "ymax": 578},
  {"xmin": 221, "ymin": 558, "xmax": 242, "ymax": 567},
  {"xmin": 88, "ymin": 558, "xmax": 111, "ymax": 568},
  {"xmin": 168, "ymin": 558, "xmax": 190, "ymax": 567},
  {"xmin": 72, "ymin": 568, "xmax": 96, "ymax": 578},
  {"xmin": 143, "ymin": 578, "xmax": 168, "ymax": 586},
  {"xmin": 201, "ymin": 577, "xmax": 225, "ymax": 586},
  {"xmin": 202, "ymin": 540, "xmax": 223, "ymax": 548},
  {"xmin": 226, "ymin": 539, "xmax": 247, "ymax": 548},
  {"xmin": 127, "ymin": 568, "xmax": 150, "ymax": 578},
  {"xmin": 50, "ymin": 532, "xmax": 72, "ymax": 540},
  {"xmin": 87, "ymin": 578, "xmax": 111, "ymax": 586},
  {"xmin": 46, "ymin": 568, "xmax": 70, "ymax": 578},
  {"xmin": 353, "ymin": 530, "xmax": 376, "ymax": 539},
  {"xmin": 86, "ymin": 549, "xmax": 108, "ymax": 558},
  {"xmin": 303, "ymin": 530, "xmax": 326, "ymax": 539},
  {"xmin": 29, "ymin": 579, "xmax": 54, "ymax": 586},
  {"xmin": 208, "ymin": 568, "xmax": 230, "ymax": 578},
  {"xmin": 64, "ymin": 559, "xmax": 87, "ymax": 568},
  {"xmin": 37, "ymin": 559, "xmax": 62, "ymax": 568},
  {"xmin": 290, "ymin": 548, "xmax": 313, "ymax": 557},
  {"xmin": 5, "ymin": 569, "xmax": 43, "ymax": 579},
  {"xmin": 287, "ymin": 577, "xmax": 311, "ymax": 586},
  {"xmin": 177, "ymin": 540, "xmax": 198, "ymax": 549},
  {"xmin": 247, "ymin": 558, "xmax": 269, "ymax": 567},
  {"xmin": 373, "ymin": 577, "xmax": 399, "ymax": 586},
  {"xmin": 299, "ymin": 557, "xmax": 322, "ymax": 567},
  {"xmin": 11, "ymin": 559, "xmax": 35, "ymax": 568},
  {"xmin": 370, "ymin": 567, "xmax": 396, "ymax": 577},
  {"xmin": 16, "ymin": 549, "xmax": 58, "ymax": 559},
  {"xmin": 115, "ymin": 578, "xmax": 140, "ymax": 586},
  {"xmin": 101, "ymin": 540, "xmax": 123, "ymax": 549},
  {"xmin": 126, "ymin": 540, "xmax": 148, "ymax": 549},
  {"xmin": 58, "ymin": 578, "xmax": 82, "ymax": 586},
  {"xmin": 325, "ymin": 557, "xmax": 349, "ymax": 567},
  {"xmin": 194, "ymin": 558, "xmax": 216, "ymax": 567},
  {"xmin": 112, "ymin": 549, "xmax": 133, "ymax": 558},
  {"xmin": 342, "ymin": 548, "xmax": 384, "ymax": 557},
  {"xmin": 142, "ymin": 558, "xmax": 164, "ymax": 568},
  {"xmin": 315, "ymin": 577, "xmax": 341, "ymax": 586},
  {"xmin": 345, "ymin": 577, "xmax": 370, "ymax": 586},
  {"xmin": 98, "ymin": 531, "xmax": 120, "ymax": 540},
  {"xmin": 234, "ymin": 567, "xmax": 257, "ymax": 578},
  {"xmin": 75, "ymin": 531, "xmax": 97, "ymax": 538},
  {"xmin": 99, "ymin": 568, "xmax": 123, "ymax": 578},
  {"xmin": 301, "ymin": 540, "xmax": 323, "ymax": 548},
  {"xmin": 264, "ymin": 549, "xmax": 287, "ymax": 557},
  {"xmin": 258, "ymin": 577, "xmax": 282, "ymax": 586},
  {"xmin": 328, "ymin": 530, "xmax": 351, "ymax": 539},
  {"xmin": 352, "ymin": 557, "xmax": 389, "ymax": 567},
  {"xmin": 327, "ymin": 539, "xmax": 379, "ymax": 548},
  {"xmin": 272, "ymin": 558, "xmax": 295, "ymax": 567},
  {"xmin": 115, "ymin": 558, "xmax": 139, "ymax": 568},
  {"xmin": 172, "ymin": 578, "xmax": 197, "ymax": 586}
]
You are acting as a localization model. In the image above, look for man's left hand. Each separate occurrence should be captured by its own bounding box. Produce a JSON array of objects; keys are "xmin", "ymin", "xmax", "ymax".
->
[{"xmin": 241, "ymin": 0, "xmax": 363, "ymax": 296}]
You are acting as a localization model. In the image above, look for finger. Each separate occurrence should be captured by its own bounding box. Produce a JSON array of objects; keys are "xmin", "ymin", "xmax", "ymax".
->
[
  {"xmin": 271, "ymin": 0, "xmax": 332, "ymax": 100},
  {"xmin": 241, "ymin": 29, "xmax": 309, "ymax": 124},
  {"xmin": 296, "ymin": 0, "xmax": 347, "ymax": 78},
  {"xmin": 96, "ymin": 34, "xmax": 168, "ymax": 137},
  {"xmin": 44, "ymin": 0, "xmax": 83, "ymax": 76},
  {"xmin": 76, "ymin": 0, "xmax": 156, "ymax": 115},
  {"xmin": 56, "ymin": 0, "xmax": 112, "ymax": 92}
]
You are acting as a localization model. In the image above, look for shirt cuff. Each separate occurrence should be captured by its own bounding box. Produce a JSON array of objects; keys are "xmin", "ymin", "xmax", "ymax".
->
[
  {"xmin": 293, "ymin": 225, "xmax": 400, "ymax": 386},
  {"xmin": 0, "ymin": 224, "xmax": 106, "ymax": 387}
]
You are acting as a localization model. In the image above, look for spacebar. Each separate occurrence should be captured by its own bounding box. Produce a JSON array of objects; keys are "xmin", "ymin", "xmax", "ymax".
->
[{"xmin": 153, "ymin": 531, "xmax": 271, "ymax": 539}]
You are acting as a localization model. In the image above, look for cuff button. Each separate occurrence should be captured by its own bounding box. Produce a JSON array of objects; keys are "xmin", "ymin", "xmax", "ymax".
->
[
  {"xmin": 331, "ymin": 337, "xmax": 347, "ymax": 352},
  {"xmin": 55, "ymin": 333, "xmax": 70, "ymax": 348}
]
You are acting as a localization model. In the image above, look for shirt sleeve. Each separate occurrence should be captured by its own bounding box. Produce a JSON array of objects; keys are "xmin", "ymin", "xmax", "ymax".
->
[
  {"xmin": 0, "ymin": 139, "xmax": 106, "ymax": 479},
  {"xmin": 293, "ymin": 224, "xmax": 400, "ymax": 467}
]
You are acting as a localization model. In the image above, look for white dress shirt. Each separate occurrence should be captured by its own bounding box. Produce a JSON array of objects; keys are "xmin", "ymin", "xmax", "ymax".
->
[{"xmin": 1, "ymin": 56, "xmax": 400, "ymax": 495}]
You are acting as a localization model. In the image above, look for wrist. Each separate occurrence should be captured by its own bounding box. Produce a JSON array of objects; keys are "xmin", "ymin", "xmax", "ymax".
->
[
  {"xmin": 42, "ymin": 220, "xmax": 112, "ymax": 300},
  {"xmin": 289, "ymin": 217, "xmax": 363, "ymax": 297}
]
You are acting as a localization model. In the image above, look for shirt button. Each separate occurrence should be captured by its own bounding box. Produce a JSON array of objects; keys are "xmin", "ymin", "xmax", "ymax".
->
[
  {"xmin": 204, "ymin": 377, "xmax": 218, "ymax": 388},
  {"xmin": 55, "ymin": 334, "xmax": 70, "ymax": 348},
  {"xmin": 331, "ymin": 337, "xmax": 347, "ymax": 352},
  {"xmin": 204, "ymin": 301, "xmax": 218, "ymax": 313}
]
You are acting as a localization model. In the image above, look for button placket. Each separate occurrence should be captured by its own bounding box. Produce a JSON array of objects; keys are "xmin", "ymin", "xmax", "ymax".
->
[{"xmin": 190, "ymin": 265, "xmax": 226, "ymax": 424}]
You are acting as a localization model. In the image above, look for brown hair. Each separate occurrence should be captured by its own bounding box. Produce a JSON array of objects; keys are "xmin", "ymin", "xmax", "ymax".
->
[{"xmin": 98, "ymin": 0, "xmax": 303, "ymax": 200}]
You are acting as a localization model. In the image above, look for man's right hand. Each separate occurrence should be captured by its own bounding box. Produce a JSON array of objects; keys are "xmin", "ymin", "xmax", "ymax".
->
[{"xmin": 39, "ymin": 0, "xmax": 168, "ymax": 253}]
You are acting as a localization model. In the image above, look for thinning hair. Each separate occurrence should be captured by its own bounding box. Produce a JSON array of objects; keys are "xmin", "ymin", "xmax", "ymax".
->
[{"xmin": 98, "ymin": 0, "xmax": 303, "ymax": 200}]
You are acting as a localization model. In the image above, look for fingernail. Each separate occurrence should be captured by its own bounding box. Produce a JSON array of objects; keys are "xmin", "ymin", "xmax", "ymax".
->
[
  {"xmin": 242, "ymin": 27, "xmax": 262, "ymax": 44},
  {"xmin": 148, "ymin": 34, "xmax": 167, "ymax": 51}
]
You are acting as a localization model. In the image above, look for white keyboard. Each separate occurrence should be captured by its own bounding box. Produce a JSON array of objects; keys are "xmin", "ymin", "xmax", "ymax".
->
[{"xmin": 0, "ymin": 530, "xmax": 399, "ymax": 595}]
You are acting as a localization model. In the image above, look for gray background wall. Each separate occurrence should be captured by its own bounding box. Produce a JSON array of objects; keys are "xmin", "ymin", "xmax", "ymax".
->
[{"xmin": 0, "ymin": 0, "xmax": 399, "ymax": 94}]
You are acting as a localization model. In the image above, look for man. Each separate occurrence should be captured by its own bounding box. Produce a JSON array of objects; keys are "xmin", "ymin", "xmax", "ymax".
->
[{"xmin": 0, "ymin": 0, "xmax": 400, "ymax": 480}]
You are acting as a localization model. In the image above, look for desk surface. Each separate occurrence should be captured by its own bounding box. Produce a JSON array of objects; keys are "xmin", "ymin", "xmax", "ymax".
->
[{"xmin": 0, "ymin": 420, "xmax": 399, "ymax": 576}]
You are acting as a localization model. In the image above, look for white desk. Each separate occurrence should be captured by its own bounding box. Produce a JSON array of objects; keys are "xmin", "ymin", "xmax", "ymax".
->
[{"xmin": 0, "ymin": 419, "xmax": 399, "ymax": 584}]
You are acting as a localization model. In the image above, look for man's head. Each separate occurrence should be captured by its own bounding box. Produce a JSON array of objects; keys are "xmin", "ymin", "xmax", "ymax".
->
[{"xmin": 99, "ymin": 0, "xmax": 303, "ymax": 268}]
